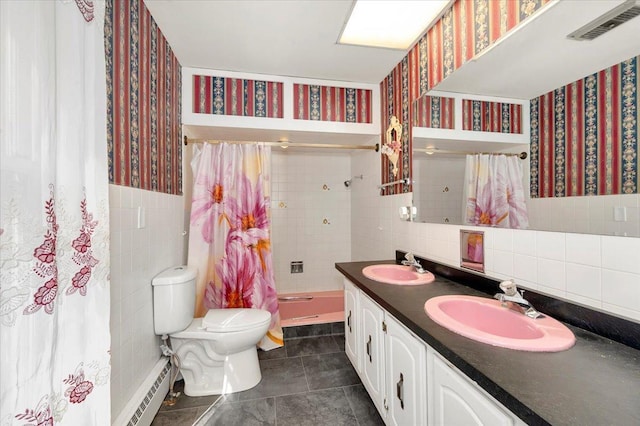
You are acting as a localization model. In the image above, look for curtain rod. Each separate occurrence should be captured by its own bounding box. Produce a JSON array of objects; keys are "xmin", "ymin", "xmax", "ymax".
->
[
  {"xmin": 413, "ymin": 148, "xmax": 528, "ymax": 160},
  {"xmin": 183, "ymin": 136, "xmax": 379, "ymax": 152},
  {"xmin": 378, "ymin": 178, "xmax": 411, "ymax": 189}
]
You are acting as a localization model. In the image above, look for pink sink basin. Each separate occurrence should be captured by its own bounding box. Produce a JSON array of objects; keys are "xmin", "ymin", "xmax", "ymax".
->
[
  {"xmin": 362, "ymin": 264, "xmax": 435, "ymax": 285},
  {"xmin": 424, "ymin": 295, "xmax": 575, "ymax": 352}
]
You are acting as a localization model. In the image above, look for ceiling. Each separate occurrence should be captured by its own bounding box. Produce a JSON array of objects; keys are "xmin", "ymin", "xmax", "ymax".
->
[
  {"xmin": 145, "ymin": 0, "xmax": 640, "ymax": 98},
  {"xmin": 144, "ymin": 0, "xmax": 408, "ymax": 84}
]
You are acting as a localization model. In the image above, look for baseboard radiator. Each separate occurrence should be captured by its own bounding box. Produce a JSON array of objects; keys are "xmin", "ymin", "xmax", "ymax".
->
[{"xmin": 113, "ymin": 359, "xmax": 171, "ymax": 426}]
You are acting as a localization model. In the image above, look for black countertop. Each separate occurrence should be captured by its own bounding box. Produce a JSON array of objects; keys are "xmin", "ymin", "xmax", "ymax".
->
[{"xmin": 336, "ymin": 259, "xmax": 640, "ymax": 426}]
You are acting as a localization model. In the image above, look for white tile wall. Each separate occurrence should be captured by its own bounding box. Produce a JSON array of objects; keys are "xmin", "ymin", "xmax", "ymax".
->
[
  {"xmin": 109, "ymin": 185, "xmax": 186, "ymax": 421},
  {"xmin": 350, "ymin": 150, "xmax": 412, "ymax": 262},
  {"xmin": 271, "ymin": 151, "xmax": 352, "ymax": 294},
  {"xmin": 527, "ymin": 194, "xmax": 640, "ymax": 237},
  {"xmin": 412, "ymin": 155, "xmax": 465, "ymax": 224}
]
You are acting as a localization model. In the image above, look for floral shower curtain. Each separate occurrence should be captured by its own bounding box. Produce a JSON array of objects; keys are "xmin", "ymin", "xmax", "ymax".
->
[
  {"xmin": 188, "ymin": 143, "xmax": 283, "ymax": 350},
  {"xmin": 463, "ymin": 154, "xmax": 529, "ymax": 229},
  {"xmin": 0, "ymin": 0, "xmax": 111, "ymax": 424}
]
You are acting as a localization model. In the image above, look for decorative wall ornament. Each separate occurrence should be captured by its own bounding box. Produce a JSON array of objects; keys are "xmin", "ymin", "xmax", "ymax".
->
[{"xmin": 382, "ymin": 116, "xmax": 404, "ymax": 177}]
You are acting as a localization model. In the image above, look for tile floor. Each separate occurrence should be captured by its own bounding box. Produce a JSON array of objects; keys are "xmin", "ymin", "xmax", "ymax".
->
[{"xmin": 151, "ymin": 326, "xmax": 384, "ymax": 426}]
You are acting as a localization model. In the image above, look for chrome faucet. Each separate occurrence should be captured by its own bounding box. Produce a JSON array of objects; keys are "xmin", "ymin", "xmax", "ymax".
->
[
  {"xmin": 494, "ymin": 280, "xmax": 543, "ymax": 319},
  {"xmin": 401, "ymin": 253, "xmax": 426, "ymax": 274}
]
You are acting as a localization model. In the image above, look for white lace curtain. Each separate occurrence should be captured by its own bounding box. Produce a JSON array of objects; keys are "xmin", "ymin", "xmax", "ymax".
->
[{"xmin": 0, "ymin": 1, "xmax": 111, "ymax": 424}]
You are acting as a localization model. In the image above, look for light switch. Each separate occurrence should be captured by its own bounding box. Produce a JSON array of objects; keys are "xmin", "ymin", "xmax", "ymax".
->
[{"xmin": 137, "ymin": 206, "xmax": 146, "ymax": 228}]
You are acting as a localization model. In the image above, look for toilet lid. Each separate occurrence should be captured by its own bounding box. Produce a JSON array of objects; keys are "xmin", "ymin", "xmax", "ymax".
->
[{"xmin": 203, "ymin": 308, "xmax": 271, "ymax": 332}]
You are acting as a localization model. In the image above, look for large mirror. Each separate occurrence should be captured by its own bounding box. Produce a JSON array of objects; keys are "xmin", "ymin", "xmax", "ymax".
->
[{"xmin": 411, "ymin": 1, "xmax": 640, "ymax": 238}]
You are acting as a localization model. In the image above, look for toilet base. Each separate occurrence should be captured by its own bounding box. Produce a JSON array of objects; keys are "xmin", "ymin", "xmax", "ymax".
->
[{"xmin": 181, "ymin": 346, "xmax": 262, "ymax": 397}]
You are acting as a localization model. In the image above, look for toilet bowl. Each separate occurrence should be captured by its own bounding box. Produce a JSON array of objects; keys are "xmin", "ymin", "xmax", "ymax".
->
[{"xmin": 152, "ymin": 266, "xmax": 272, "ymax": 396}]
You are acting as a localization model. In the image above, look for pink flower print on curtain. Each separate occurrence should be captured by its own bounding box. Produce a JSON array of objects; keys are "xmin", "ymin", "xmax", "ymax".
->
[
  {"xmin": 188, "ymin": 142, "xmax": 283, "ymax": 350},
  {"xmin": 463, "ymin": 154, "xmax": 529, "ymax": 229}
]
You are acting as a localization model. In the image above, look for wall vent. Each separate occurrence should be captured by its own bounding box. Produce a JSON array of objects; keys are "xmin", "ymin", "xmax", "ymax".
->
[{"xmin": 567, "ymin": 0, "xmax": 640, "ymax": 41}]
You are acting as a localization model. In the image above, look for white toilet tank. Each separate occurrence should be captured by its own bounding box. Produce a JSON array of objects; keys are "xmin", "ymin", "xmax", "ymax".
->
[{"xmin": 152, "ymin": 266, "xmax": 198, "ymax": 335}]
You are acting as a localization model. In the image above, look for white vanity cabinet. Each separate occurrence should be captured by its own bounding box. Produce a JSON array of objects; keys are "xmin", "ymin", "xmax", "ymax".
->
[
  {"xmin": 360, "ymin": 292, "xmax": 387, "ymax": 415},
  {"xmin": 384, "ymin": 313, "xmax": 427, "ymax": 426},
  {"xmin": 343, "ymin": 278, "xmax": 524, "ymax": 426},
  {"xmin": 345, "ymin": 280, "xmax": 427, "ymax": 425},
  {"xmin": 429, "ymin": 350, "xmax": 520, "ymax": 426},
  {"xmin": 344, "ymin": 278, "xmax": 360, "ymax": 373}
]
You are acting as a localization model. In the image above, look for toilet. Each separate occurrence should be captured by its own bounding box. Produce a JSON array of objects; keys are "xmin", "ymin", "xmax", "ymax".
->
[{"xmin": 152, "ymin": 265, "xmax": 271, "ymax": 397}]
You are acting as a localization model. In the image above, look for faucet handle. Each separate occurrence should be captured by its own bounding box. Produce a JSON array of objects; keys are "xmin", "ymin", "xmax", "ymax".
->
[
  {"xmin": 404, "ymin": 252, "xmax": 415, "ymax": 262},
  {"xmin": 499, "ymin": 279, "xmax": 518, "ymax": 297}
]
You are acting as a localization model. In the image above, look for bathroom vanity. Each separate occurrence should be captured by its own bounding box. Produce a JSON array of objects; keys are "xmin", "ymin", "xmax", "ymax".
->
[{"xmin": 337, "ymin": 255, "xmax": 640, "ymax": 425}]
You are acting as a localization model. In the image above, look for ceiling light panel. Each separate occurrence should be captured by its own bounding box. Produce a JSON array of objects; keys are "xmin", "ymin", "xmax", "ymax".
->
[{"xmin": 339, "ymin": 0, "xmax": 449, "ymax": 50}]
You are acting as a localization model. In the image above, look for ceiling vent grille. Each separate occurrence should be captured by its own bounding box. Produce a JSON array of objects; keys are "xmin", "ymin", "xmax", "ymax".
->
[{"xmin": 567, "ymin": 0, "xmax": 640, "ymax": 41}]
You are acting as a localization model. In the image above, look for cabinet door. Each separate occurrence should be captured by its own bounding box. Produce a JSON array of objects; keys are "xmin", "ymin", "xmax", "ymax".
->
[
  {"xmin": 385, "ymin": 314, "xmax": 427, "ymax": 426},
  {"xmin": 360, "ymin": 293, "xmax": 386, "ymax": 417},
  {"xmin": 430, "ymin": 351, "xmax": 514, "ymax": 426},
  {"xmin": 343, "ymin": 279, "xmax": 360, "ymax": 373}
]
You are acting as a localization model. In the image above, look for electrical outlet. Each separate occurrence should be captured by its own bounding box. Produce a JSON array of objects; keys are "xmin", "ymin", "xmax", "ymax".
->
[{"xmin": 614, "ymin": 206, "xmax": 627, "ymax": 222}]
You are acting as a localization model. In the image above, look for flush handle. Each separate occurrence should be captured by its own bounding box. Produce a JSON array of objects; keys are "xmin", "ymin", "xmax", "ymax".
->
[{"xmin": 397, "ymin": 372, "xmax": 404, "ymax": 410}]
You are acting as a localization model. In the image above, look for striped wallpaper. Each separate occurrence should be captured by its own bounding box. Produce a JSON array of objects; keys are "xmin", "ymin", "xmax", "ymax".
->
[
  {"xmin": 380, "ymin": 54, "xmax": 420, "ymax": 195},
  {"xmin": 105, "ymin": 0, "xmax": 182, "ymax": 195},
  {"xmin": 413, "ymin": 95, "xmax": 455, "ymax": 129},
  {"xmin": 530, "ymin": 56, "xmax": 639, "ymax": 198},
  {"xmin": 293, "ymin": 84, "xmax": 372, "ymax": 123},
  {"xmin": 423, "ymin": 0, "xmax": 551, "ymax": 93},
  {"xmin": 461, "ymin": 100, "xmax": 522, "ymax": 133},
  {"xmin": 193, "ymin": 75, "xmax": 284, "ymax": 118},
  {"xmin": 379, "ymin": 0, "xmax": 549, "ymax": 194}
]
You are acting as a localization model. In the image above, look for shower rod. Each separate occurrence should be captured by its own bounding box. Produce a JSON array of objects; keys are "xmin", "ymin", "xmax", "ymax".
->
[
  {"xmin": 184, "ymin": 136, "xmax": 379, "ymax": 152},
  {"xmin": 413, "ymin": 148, "xmax": 528, "ymax": 159}
]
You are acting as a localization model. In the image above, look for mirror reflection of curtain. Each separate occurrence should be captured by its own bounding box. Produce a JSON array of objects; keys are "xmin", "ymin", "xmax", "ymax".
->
[
  {"xmin": 1, "ymin": 0, "xmax": 111, "ymax": 422},
  {"xmin": 463, "ymin": 154, "xmax": 529, "ymax": 229},
  {"xmin": 188, "ymin": 143, "xmax": 283, "ymax": 350}
]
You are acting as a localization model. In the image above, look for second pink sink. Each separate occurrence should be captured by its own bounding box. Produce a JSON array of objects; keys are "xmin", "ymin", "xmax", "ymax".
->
[
  {"xmin": 362, "ymin": 264, "xmax": 435, "ymax": 285},
  {"xmin": 424, "ymin": 295, "xmax": 575, "ymax": 352}
]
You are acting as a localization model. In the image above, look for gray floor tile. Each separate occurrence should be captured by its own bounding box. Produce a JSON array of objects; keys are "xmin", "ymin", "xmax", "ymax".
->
[
  {"xmin": 302, "ymin": 352, "xmax": 360, "ymax": 390},
  {"xmin": 276, "ymin": 388, "xmax": 358, "ymax": 426},
  {"xmin": 201, "ymin": 397, "xmax": 275, "ymax": 426},
  {"xmin": 333, "ymin": 333, "xmax": 346, "ymax": 351},
  {"xmin": 258, "ymin": 345, "xmax": 287, "ymax": 360},
  {"xmin": 151, "ymin": 407, "xmax": 201, "ymax": 426},
  {"xmin": 284, "ymin": 323, "xmax": 333, "ymax": 339},
  {"xmin": 158, "ymin": 380, "xmax": 221, "ymax": 411},
  {"xmin": 331, "ymin": 321, "xmax": 346, "ymax": 336},
  {"xmin": 343, "ymin": 384, "xmax": 385, "ymax": 426},
  {"xmin": 226, "ymin": 356, "xmax": 309, "ymax": 401},
  {"xmin": 285, "ymin": 335, "xmax": 340, "ymax": 357}
]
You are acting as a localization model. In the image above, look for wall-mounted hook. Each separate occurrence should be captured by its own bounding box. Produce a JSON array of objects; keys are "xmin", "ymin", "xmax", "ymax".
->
[
  {"xmin": 322, "ymin": 184, "xmax": 330, "ymax": 190},
  {"xmin": 322, "ymin": 218, "xmax": 331, "ymax": 225},
  {"xmin": 278, "ymin": 201, "xmax": 287, "ymax": 208},
  {"xmin": 442, "ymin": 186, "xmax": 449, "ymax": 192}
]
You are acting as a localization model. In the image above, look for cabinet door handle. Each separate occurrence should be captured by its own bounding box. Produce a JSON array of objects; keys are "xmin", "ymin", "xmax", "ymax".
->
[
  {"xmin": 366, "ymin": 335, "xmax": 372, "ymax": 363},
  {"xmin": 347, "ymin": 311, "xmax": 352, "ymax": 333},
  {"xmin": 397, "ymin": 372, "xmax": 404, "ymax": 410}
]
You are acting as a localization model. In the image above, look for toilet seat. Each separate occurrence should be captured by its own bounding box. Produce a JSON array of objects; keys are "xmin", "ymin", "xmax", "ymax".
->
[
  {"xmin": 203, "ymin": 308, "xmax": 271, "ymax": 332},
  {"xmin": 170, "ymin": 309, "xmax": 271, "ymax": 340}
]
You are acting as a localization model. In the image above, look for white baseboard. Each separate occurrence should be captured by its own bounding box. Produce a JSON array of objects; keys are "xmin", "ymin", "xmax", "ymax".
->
[{"xmin": 112, "ymin": 359, "xmax": 171, "ymax": 426}]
